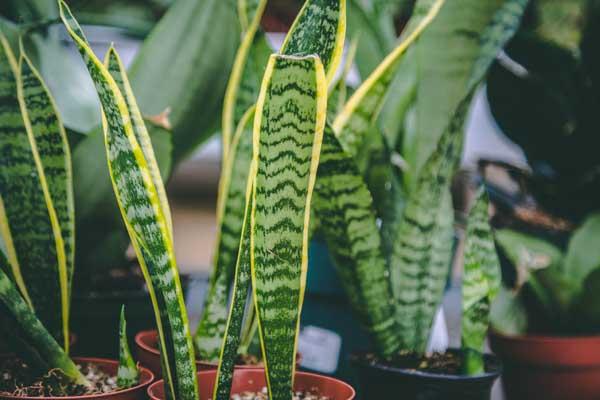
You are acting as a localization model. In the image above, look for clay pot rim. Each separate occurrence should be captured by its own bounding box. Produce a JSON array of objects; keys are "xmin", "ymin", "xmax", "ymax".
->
[
  {"xmin": 135, "ymin": 330, "xmax": 301, "ymax": 368},
  {"xmin": 147, "ymin": 368, "xmax": 355, "ymax": 400},
  {"xmin": 351, "ymin": 349, "xmax": 502, "ymax": 381},
  {"xmin": 490, "ymin": 330, "xmax": 600, "ymax": 345},
  {"xmin": 0, "ymin": 357, "xmax": 154, "ymax": 400}
]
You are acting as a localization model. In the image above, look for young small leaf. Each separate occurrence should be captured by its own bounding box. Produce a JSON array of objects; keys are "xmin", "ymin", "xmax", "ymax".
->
[{"xmin": 117, "ymin": 306, "xmax": 140, "ymax": 389}]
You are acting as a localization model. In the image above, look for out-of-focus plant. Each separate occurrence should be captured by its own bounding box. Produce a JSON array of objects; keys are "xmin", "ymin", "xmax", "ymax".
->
[{"xmin": 493, "ymin": 213, "xmax": 600, "ymax": 336}]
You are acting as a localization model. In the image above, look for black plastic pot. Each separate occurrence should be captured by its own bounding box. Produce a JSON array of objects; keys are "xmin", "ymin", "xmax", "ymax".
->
[{"xmin": 351, "ymin": 349, "xmax": 501, "ymax": 400}]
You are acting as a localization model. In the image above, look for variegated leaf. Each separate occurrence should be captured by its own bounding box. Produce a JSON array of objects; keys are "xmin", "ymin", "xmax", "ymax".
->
[
  {"xmin": 0, "ymin": 253, "xmax": 87, "ymax": 386},
  {"xmin": 195, "ymin": 107, "xmax": 255, "ymax": 361},
  {"xmin": 332, "ymin": 0, "xmax": 445, "ymax": 157},
  {"xmin": 58, "ymin": 3, "xmax": 198, "ymax": 399},
  {"xmin": 251, "ymin": 54, "xmax": 326, "ymax": 400},
  {"xmin": 462, "ymin": 188, "xmax": 501, "ymax": 375},
  {"xmin": 118, "ymin": 306, "xmax": 140, "ymax": 388},
  {"xmin": 313, "ymin": 126, "xmax": 400, "ymax": 356}
]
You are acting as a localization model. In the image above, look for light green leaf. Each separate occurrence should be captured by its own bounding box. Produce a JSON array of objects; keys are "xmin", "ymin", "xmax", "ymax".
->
[
  {"xmin": 313, "ymin": 126, "xmax": 401, "ymax": 357},
  {"xmin": 117, "ymin": 306, "xmax": 140, "ymax": 389},
  {"xmin": 461, "ymin": 188, "xmax": 501, "ymax": 375},
  {"xmin": 250, "ymin": 54, "xmax": 326, "ymax": 400},
  {"xmin": 564, "ymin": 213, "xmax": 600, "ymax": 284},
  {"xmin": 59, "ymin": 2, "xmax": 197, "ymax": 399},
  {"xmin": 128, "ymin": 0, "xmax": 239, "ymax": 163}
]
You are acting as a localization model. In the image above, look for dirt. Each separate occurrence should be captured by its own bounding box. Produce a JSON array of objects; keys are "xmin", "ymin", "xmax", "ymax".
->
[
  {"xmin": 0, "ymin": 359, "xmax": 119, "ymax": 397},
  {"xmin": 230, "ymin": 387, "xmax": 330, "ymax": 400},
  {"xmin": 365, "ymin": 350, "xmax": 488, "ymax": 375},
  {"xmin": 234, "ymin": 354, "xmax": 261, "ymax": 366}
]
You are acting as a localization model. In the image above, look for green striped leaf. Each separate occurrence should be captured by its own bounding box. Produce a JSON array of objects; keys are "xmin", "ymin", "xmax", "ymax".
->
[
  {"xmin": 0, "ymin": 33, "xmax": 69, "ymax": 349},
  {"xmin": 0, "ymin": 253, "xmax": 87, "ymax": 386},
  {"xmin": 281, "ymin": 0, "xmax": 346, "ymax": 84},
  {"xmin": 332, "ymin": 0, "xmax": 445, "ymax": 157},
  {"xmin": 213, "ymin": 178, "xmax": 254, "ymax": 400},
  {"xmin": 195, "ymin": 107, "xmax": 255, "ymax": 361},
  {"xmin": 118, "ymin": 306, "xmax": 140, "ymax": 389},
  {"xmin": 461, "ymin": 188, "xmax": 501, "ymax": 375},
  {"xmin": 313, "ymin": 126, "xmax": 400, "ymax": 356},
  {"xmin": 251, "ymin": 54, "xmax": 326, "ymax": 400},
  {"xmin": 104, "ymin": 46, "xmax": 172, "ymax": 237},
  {"xmin": 221, "ymin": 0, "xmax": 267, "ymax": 160},
  {"xmin": 58, "ymin": 3, "xmax": 198, "ymax": 399}
]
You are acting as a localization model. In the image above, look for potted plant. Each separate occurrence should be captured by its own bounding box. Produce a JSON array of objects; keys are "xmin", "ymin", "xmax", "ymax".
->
[
  {"xmin": 0, "ymin": 25, "xmax": 153, "ymax": 398},
  {"xmin": 299, "ymin": 0, "xmax": 530, "ymax": 398},
  {"xmin": 490, "ymin": 217, "xmax": 600, "ymax": 399}
]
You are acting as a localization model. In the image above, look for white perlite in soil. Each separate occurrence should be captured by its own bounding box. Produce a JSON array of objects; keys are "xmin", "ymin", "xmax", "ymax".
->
[{"xmin": 229, "ymin": 387, "xmax": 331, "ymax": 400}]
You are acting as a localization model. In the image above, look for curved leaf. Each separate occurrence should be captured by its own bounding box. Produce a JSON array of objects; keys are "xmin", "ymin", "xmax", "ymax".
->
[
  {"xmin": 59, "ymin": 3, "xmax": 198, "ymax": 399},
  {"xmin": 250, "ymin": 54, "xmax": 326, "ymax": 400}
]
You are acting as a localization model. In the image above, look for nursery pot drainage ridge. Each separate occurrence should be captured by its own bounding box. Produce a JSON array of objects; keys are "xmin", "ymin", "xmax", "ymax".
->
[
  {"xmin": 147, "ymin": 369, "xmax": 355, "ymax": 400},
  {"xmin": 351, "ymin": 349, "xmax": 501, "ymax": 400},
  {"xmin": 135, "ymin": 330, "xmax": 300, "ymax": 378},
  {"xmin": 491, "ymin": 331, "xmax": 600, "ymax": 400},
  {"xmin": 0, "ymin": 357, "xmax": 153, "ymax": 400}
]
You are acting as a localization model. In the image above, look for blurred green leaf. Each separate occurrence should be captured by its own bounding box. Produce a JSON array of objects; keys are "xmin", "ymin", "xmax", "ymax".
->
[{"xmin": 564, "ymin": 213, "xmax": 600, "ymax": 284}]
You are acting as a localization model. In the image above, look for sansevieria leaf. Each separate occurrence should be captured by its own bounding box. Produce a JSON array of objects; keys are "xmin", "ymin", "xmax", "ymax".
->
[
  {"xmin": 195, "ymin": 107, "xmax": 255, "ymax": 361},
  {"xmin": 58, "ymin": 2, "xmax": 197, "ymax": 399},
  {"xmin": 251, "ymin": 54, "xmax": 326, "ymax": 400},
  {"xmin": 0, "ymin": 253, "xmax": 87, "ymax": 386},
  {"xmin": 332, "ymin": 0, "xmax": 445, "ymax": 157},
  {"xmin": 462, "ymin": 188, "xmax": 500, "ymax": 375},
  {"xmin": 221, "ymin": 0, "xmax": 267, "ymax": 160},
  {"xmin": 0, "ymin": 33, "xmax": 70, "ymax": 349},
  {"xmin": 313, "ymin": 126, "xmax": 400, "ymax": 356},
  {"xmin": 280, "ymin": 0, "xmax": 347, "ymax": 84},
  {"xmin": 213, "ymin": 175, "xmax": 254, "ymax": 400},
  {"xmin": 117, "ymin": 306, "xmax": 140, "ymax": 389}
]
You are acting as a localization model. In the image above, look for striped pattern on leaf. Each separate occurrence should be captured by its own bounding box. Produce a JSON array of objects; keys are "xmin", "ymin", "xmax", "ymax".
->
[
  {"xmin": 462, "ymin": 188, "xmax": 500, "ymax": 375},
  {"xmin": 105, "ymin": 47, "xmax": 172, "ymax": 238},
  {"xmin": 222, "ymin": 0, "xmax": 267, "ymax": 160},
  {"xmin": 58, "ymin": 3, "xmax": 198, "ymax": 399},
  {"xmin": 251, "ymin": 54, "xmax": 326, "ymax": 400},
  {"xmin": 332, "ymin": 0, "xmax": 444, "ymax": 157},
  {"xmin": 196, "ymin": 107, "xmax": 255, "ymax": 361},
  {"xmin": 281, "ymin": 0, "xmax": 346, "ymax": 83},
  {"xmin": 390, "ymin": 98, "xmax": 468, "ymax": 352},
  {"xmin": 0, "ymin": 34, "xmax": 68, "ymax": 348},
  {"xmin": 118, "ymin": 306, "xmax": 140, "ymax": 389},
  {"xmin": 313, "ymin": 126, "xmax": 400, "ymax": 356},
  {"xmin": 213, "ymin": 179, "xmax": 254, "ymax": 400},
  {"xmin": 0, "ymin": 253, "xmax": 87, "ymax": 386}
]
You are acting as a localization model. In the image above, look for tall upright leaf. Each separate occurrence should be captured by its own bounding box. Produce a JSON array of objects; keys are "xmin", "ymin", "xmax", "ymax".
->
[
  {"xmin": 0, "ymin": 254, "xmax": 87, "ymax": 386},
  {"xmin": 332, "ymin": 0, "xmax": 445, "ymax": 158},
  {"xmin": 251, "ymin": 54, "xmax": 326, "ymax": 400},
  {"xmin": 221, "ymin": 0, "xmax": 267, "ymax": 160},
  {"xmin": 462, "ymin": 188, "xmax": 501, "ymax": 375},
  {"xmin": 117, "ymin": 306, "xmax": 140, "ymax": 389},
  {"xmin": 59, "ymin": 3, "xmax": 197, "ymax": 399},
  {"xmin": 195, "ymin": 107, "xmax": 255, "ymax": 361},
  {"xmin": 0, "ymin": 33, "xmax": 69, "ymax": 348},
  {"xmin": 128, "ymin": 0, "xmax": 239, "ymax": 162},
  {"xmin": 313, "ymin": 126, "xmax": 401, "ymax": 356}
]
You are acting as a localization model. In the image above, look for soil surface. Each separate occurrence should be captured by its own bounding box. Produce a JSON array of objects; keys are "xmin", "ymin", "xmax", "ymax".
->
[
  {"xmin": 0, "ymin": 359, "xmax": 119, "ymax": 397},
  {"xmin": 234, "ymin": 354, "xmax": 260, "ymax": 366},
  {"xmin": 230, "ymin": 387, "xmax": 330, "ymax": 400},
  {"xmin": 365, "ymin": 351, "xmax": 490, "ymax": 375}
]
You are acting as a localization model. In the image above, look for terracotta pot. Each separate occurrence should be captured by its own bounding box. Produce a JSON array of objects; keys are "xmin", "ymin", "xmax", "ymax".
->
[
  {"xmin": 352, "ymin": 349, "xmax": 501, "ymax": 400},
  {"xmin": 0, "ymin": 357, "xmax": 153, "ymax": 400},
  {"xmin": 135, "ymin": 330, "xmax": 300, "ymax": 378},
  {"xmin": 490, "ymin": 331, "xmax": 600, "ymax": 400},
  {"xmin": 147, "ymin": 368, "xmax": 355, "ymax": 400}
]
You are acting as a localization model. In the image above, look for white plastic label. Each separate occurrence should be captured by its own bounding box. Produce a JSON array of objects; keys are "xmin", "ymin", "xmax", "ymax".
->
[{"xmin": 297, "ymin": 325, "xmax": 342, "ymax": 374}]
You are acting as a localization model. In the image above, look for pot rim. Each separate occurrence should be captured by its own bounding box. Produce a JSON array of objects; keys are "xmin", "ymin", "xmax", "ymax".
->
[
  {"xmin": 351, "ymin": 349, "xmax": 502, "ymax": 381},
  {"xmin": 0, "ymin": 357, "xmax": 154, "ymax": 400},
  {"xmin": 147, "ymin": 368, "xmax": 355, "ymax": 400},
  {"xmin": 490, "ymin": 329, "xmax": 600, "ymax": 344}
]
